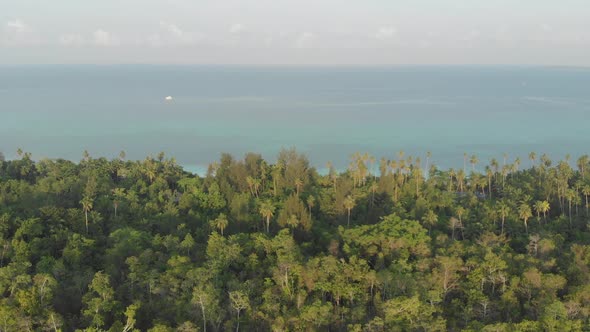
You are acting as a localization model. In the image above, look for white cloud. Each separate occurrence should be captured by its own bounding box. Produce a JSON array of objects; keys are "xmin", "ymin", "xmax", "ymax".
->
[
  {"xmin": 162, "ymin": 22, "xmax": 184, "ymax": 38},
  {"xmin": 541, "ymin": 23, "xmax": 553, "ymax": 32},
  {"xmin": 93, "ymin": 29, "xmax": 118, "ymax": 46},
  {"xmin": 229, "ymin": 23, "xmax": 245, "ymax": 34},
  {"xmin": 2, "ymin": 19, "xmax": 39, "ymax": 45},
  {"xmin": 146, "ymin": 33, "xmax": 163, "ymax": 47},
  {"xmin": 461, "ymin": 29, "xmax": 481, "ymax": 42},
  {"xmin": 294, "ymin": 32, "xmax": 315, "ymax": 48},
  {"xmin": 147, "ymin": 21, "xmax": 196, "ymax": 46},
  {"xmin": 375, "ymin": 26, "xmax": 397, "ymax": 40},
  {"xmin": 6, "ymin": 19, "xmax": 27, "ymax": 34},
  {"xmin": 59, "ymin": 33, "xmax": 85, "ymax": 46}
]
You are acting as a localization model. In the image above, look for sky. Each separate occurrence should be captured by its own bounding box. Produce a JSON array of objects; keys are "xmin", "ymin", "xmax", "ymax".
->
[{"xmin": 1, "ymin": 0, "xmax": 589, "ymax": 65}]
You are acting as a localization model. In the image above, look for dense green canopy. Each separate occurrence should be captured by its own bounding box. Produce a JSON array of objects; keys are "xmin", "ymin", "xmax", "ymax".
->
[{"xmin": 1, "ymin": 149, "xmax": 590, "ymax": 331}]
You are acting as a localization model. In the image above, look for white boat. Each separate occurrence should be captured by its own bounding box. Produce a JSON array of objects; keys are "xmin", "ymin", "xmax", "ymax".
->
[{"xmin": 165, "ymin": 96, "xmax": 173, "ymax": 101}]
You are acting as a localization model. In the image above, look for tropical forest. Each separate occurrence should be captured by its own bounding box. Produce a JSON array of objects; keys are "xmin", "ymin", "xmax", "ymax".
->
[{"xmin": 1, "ymin": 148, "xmax": 590, "ymax": 332}]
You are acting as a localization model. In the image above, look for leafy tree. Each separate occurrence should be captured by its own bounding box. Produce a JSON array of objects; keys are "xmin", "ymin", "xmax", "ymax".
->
[{"xmin": 83, "ymin": 271, "xmax": 119, "ymax": 329}]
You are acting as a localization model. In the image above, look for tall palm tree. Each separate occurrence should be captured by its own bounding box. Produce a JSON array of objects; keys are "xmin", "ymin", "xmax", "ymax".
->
[
  {"xmin": 582, "ymin": 185, "xmax": 590, "ymax": 216},
  {"xmin": 540, "ymin": 200, "xmax": 550, "ymax": 222},
  {"xmin": 456, "ymin": 206, "xmax": 466, "ymax": 224},
  {"xmin": 519, "ymin": 203, "xmax": 532, "ymax": 234},
  {"xmin": 456, "ymin": 169, "xmax": 465, "ymax": 192},
  {"xmin": 514, "ymin": 157, "xmax": 521, "ymax": 171},
  {"xmin": 80, "ymin": 196, "xmax": 93, "ymax": 234},
  {"xmin": 485, "ymin": 166, "xmax": 493, "ymax": 199},
  {"xmin": 529, "ymin": 152, "xmax": 537, "ymax": 168},
  {"xmin": 259, "ymin": 200, "xmax": 275, "ymax": 233},
  {"xmin": 246, "ymin": 176, "xmax": 255, "ymax": 196},
  {"xmin": 306, "ymin": 195, "xmax": 315, "ymax": 220},
  {"xmin": 490, "ymin": 158, "xmax": 499, "ymax": 176},
  {"xmin": 214, "ymin": 213, "xmax": 229, "ymax": 236},
  {"xmin": 449, "ymin": 217, "xmax": 461, "ymax": 240},
  {"xmin": 370, "ymin": 182, "xmax": 379, "ymax": 207},
  {"xmin": 577, "ymin": 155, "xmax": 589, "ymax": 177},
  {"xmin": 470, "ymin": 155, "xmax": 478, "ymax": 172},
  {"xmin": 566, "ymin": 189, "xmax": 576, "ymax": 226},
  {"xmin": 369, "ymin": 155, "xmax": 376, "ymax": 180},
  {"xmin": 112, "ymin": 188, "xmax": 125, "ymax": 217},
  {"xmin": 533, "ymin": 201, "xmax": 544, "ymax": 223},
  {"xmin": 398, "ymin": 150, "xmax": 405, "ymax": 161},
  {"xmin": 463, "ymin": 153, "xmax": 468, "ymax": 173},
  {"xmin": 497, "ymin": 201, "xmax": 510, "ymax": 235},
  {"xmin": 286, "ymin": 214, "xmax": 299, "ymax": 234},
  {"xmin": 294, "ymin": 178, "xmax": 303, "ymax": 196},
  {"xmin": 343, "ymin": 195, "xmax": 355, "ymax": 227},
  {"xmin": 252, "ymin": 178, "xmax": 261, "ymax": 197},
  {"xmin": 422, "ymin": 210, "xmax": 438, "ymax": 235}
]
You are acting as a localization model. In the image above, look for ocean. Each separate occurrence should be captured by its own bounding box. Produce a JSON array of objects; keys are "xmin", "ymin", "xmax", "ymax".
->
[{"xmin": 1, "ymin": 65, "xmax": 590, "ymax": 174}]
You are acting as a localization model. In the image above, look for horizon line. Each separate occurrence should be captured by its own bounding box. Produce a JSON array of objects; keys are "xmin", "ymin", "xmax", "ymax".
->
[{"xmin": 1, "ymin": 63, "xmax": 590, "ymax": 69}]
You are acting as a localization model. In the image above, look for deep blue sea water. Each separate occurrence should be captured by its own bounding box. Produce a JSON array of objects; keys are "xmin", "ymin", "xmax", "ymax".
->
[{"xmin": 1, "ymin": 65, "xmax": 590, "ymax": 174}]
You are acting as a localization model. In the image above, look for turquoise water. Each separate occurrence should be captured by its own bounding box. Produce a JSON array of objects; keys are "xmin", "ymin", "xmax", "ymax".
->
[{"xmin": 1, "ymin": 65, "xmax": 590, "ymax": 174}]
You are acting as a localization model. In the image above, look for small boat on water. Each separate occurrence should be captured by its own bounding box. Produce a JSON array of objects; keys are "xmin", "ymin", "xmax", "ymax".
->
[{"xmin": 165, "ymin": 96, "xmax": 173, "ymax": 101}]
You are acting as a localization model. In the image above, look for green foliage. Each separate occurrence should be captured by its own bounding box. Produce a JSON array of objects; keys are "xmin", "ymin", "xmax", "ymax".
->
[{"xmin": 1, "ymin": 150, "xmax": 590, "ymax": 330}]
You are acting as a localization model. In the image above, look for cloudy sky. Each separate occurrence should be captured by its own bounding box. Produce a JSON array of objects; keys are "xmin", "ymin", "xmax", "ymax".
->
[{"xmin": 1, "ymin": 0, "xmax": 589, "ymax": 65}]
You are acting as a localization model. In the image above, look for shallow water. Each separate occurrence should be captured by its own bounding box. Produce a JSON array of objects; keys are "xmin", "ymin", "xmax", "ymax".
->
[{"xmin": 1, "ymin": 65, "xmax": 589, "ymax": 174}]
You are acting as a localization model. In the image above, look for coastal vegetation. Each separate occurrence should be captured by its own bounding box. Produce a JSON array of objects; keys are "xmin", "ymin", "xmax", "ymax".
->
[{"xmin": 1, "ymin": 149, "xmax": 590, "ymax": 331}]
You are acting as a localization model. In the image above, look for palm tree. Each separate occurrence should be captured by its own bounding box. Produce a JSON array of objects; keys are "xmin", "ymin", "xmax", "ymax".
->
[
  {"xmin": 214, "ymin": 213, "xmax": 229, "ymax": 236},
  {"xmin": 343, "ymin": 195, "xmax": 355, "ymax": 227},
  {"xmin": 566, "ymin": 189, "xmax": 576, "ymax": 226},
  {"xmin": 485, "ymin": 166, "xmax": 493, "ymax": 199},
  {"xmin": 112, "ymin": 188, "xmax": 125, "ymax": 217},
  {"xmin": 294, "ymin": 178, "xmax": 303, "ymax": 196},
  {"xmin": 252, "ymin": 178, "xmax": 261, "ymax": 197},
  {"xmin": 470, "ymin": 155, "xmax": 478, "ymax": 172},
  {"xmin": 490, "ymin": 158, "xmax": 499, "ymax": 176},
  {"xmin": 271, "ymin": 164, "xmax": 283, "ymax": 196},
  {"xmin": 422, "ymin": 210, "xmax": 438, "ymax": 235},
  {"xmin": 529, "ymin": 152, "xmax": 537, "ymax": 168},
  {"xmin": 286, "ymin": 214, "xmax": 299, "ymax": 234},
  {"xmin": 497, "ymin": 201, "xmax": 510, "ymax": 235},
  {"xmin": 514, "ymin": 157, "xmax": 521, "ymax": 171},
  {"xmin": 259, "ymin": 200, "xmax": 275, "ymax": 233},
  {"xmin": 398, "ymin": 150, "xmax": 405, "ymax": 161},
  {"xmin": 425, "ymin": 151, "xmax": 432, "ymax": 174},
  {"xmin": 449, "ymin": 217, "xmax": 461, "ymax": 240},
  {"xmin": 306, "ymin": 195, "xmax": 315, "ymax": 220},
  {"xmin": 463, "ymin": 153, "xmax": 468, "ymax": 173},
  {"xmin": 370, "ymin": 182, "xmax": 379, "ymax": 207},
  {"xmin": 448, "ymin": 168, "xmax": 456, "ymax": 192},
  {"xmin": 456, "ymin": 206, "xmax": 466, "ymax": 224},
  {"xmin": 83, "ymin": 150, "xmax": 91, "ymax": 162},
  {"xmin": 533, "ymin": 201, "xmax": 544, "ymax": 223},
  {"xmin": 539, "ymin": 200, "xmax": 550, "ymax": 222},
  {"xmin": 578, "ymin": 155, "xmax": 589, "ymax": 177},
  {"xmin": 369, "ymin": 155, "xmax": 376, "ymax": 180},
  {"xmin": 519, "ymin": 203, "xmax": 532, "ymax": 234},
  {"xmin": 80, "ymin": 196, "xmax": 94, "ymax": 234},
  {"xmin": 456, "ymin": 169, "xmax": 465, "ymax": 192},
  {"xmin": 582, "ymin": 185, "xmax": 590, "ymax": 216},
  {"xmin": 246, "ymin": 176, "xmax": 255, "ymax": 196}
]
